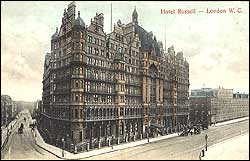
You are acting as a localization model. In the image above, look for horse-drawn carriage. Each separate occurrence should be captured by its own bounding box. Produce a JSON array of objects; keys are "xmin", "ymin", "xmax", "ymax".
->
[
  {"xmin": 193, "ymin": 124, "xmax": 201, "ymax": 134},
  {"xmin": 180, "ymin": 130, "xmax": 189, "ymax": 136},
  {"xmin": 180, "ymin": 124, "xmax": 202, "ymax": 136}
]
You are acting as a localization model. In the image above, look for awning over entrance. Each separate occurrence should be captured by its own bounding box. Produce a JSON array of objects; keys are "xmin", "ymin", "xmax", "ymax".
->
[{"xmin": 150, "ymin": 123, "xmax": 164, "ymax": 128}]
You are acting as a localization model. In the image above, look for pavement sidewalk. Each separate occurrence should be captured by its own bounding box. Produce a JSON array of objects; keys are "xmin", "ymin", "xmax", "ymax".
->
[
  {"xmin": 1, "ymin": 119, "xmax": 18, "ymax": 148},
  {"xmin": 32, "ymin": 116, "xmax": 249, "ymax": 159},
  {"xmin": 202, "ymin": 132, "xmax": 249, "ymax": 160},
  {"xmin": 33, "ymin": 129, "xmax": 179, "ymax": 160},
  {"xmin": 213, "ymin": 116, "xmax": 249, "ymax": 127}
]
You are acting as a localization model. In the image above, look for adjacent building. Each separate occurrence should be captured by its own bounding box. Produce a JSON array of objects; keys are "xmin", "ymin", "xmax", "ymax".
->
[
  {"xmin": 190, "ymin": 87, "xmax": 249, "ymax": 127},
  {"xmin": 32, "ymin": 99, "xmax": 42, "ymax": 119},
  {"xmin": 40, "ymin": 2, "xmax": 190, "ymax": 152}
]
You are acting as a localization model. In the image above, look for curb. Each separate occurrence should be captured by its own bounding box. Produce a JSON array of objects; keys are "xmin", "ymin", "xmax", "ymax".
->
[
  {"xmin": 75, "ymin": 136, "xmax": 178, "ymax": 160},
  {"xmin": 31, "ymin": 130, "xmax": 65, "ymax": 159},
  {"xmin": 214, "ymin": 117, "xmax": 249, "ymax": 127},
  {"xmin": 34, "ymin": 141, "xmax": 65, "ymax": 159},
  {"xmin": 34, "ymin": 133, "xmax": 179, "ymax": 160},
  {"xmin": 1, "ymin": 134, "xmax": 10, "ymax": 150}
]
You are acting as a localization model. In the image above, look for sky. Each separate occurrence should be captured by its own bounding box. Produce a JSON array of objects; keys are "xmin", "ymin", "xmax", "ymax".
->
[{"xmin": 1, "ymin": 1, "xmax": 249, "ymax": 102}]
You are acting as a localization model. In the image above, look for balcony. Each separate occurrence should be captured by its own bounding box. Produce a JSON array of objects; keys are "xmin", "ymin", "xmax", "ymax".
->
[
  {"xmin": 71, "ymin": 74, "xmax": 84, "ymax": 78},
  {"xmin": 85, "ymin": 116, "xmax": 117, "ymax": 121},
  {"xmin": 85, "ymin": 77, "xmax": 115, "ymax": 84},
  {"xmin": 71, "ymin": 88, "xmax": 84, "ymax": 92},
  {"xmin": 125, "ymin": 93, "xmax": 142, "ymax": 97},
  {"xmin": 41, "ymin": 112, "xmax": 70, "ymax": 121},
  {"xmin": 175, "ymin": 112, "xmax": 189, "ymax": 116},
  {"xmin": 125, "ymin": 81, "xmax": 141, "ymax": 87},
  {"xmin": 54, "ymin": 89, "xmax": 70, "ymax": 94},
  {"xmin": 85, "ymin": 90, "xmax": 116, "ymax": 95},
  {"xmin": 124, "ymin": 115, "xmax": 142, "ymax": 119},
  {"xmin": 71, "ymin": 102, "xmax": 85, "ymax": 106}
]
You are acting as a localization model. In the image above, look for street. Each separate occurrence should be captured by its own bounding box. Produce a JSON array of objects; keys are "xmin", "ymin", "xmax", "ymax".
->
[
  {"xmin": 1, "ymin": 110, "xmax": 249, "ymax": 160},
  {"xmin": 83, "ymin": 119, "xmax": 249, "ymax": 160},
  {"xmin": 1, "ymin": 110, "xmax": 58, "ymax": 160}
]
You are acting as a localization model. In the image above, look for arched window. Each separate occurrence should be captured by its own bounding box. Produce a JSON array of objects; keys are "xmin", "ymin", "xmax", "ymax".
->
[
  {"xmin": 107, "ymin": 108, "xmax": 110, "ymax": 117},
  {"xmin": 87, "ymin": 109, "xmax": 90, "ymax": 118}
]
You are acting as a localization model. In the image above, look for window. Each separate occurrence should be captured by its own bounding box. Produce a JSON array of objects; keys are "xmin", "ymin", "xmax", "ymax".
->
[
  {"xmin": 88, "ymin": 46, "xmax": 92, "ymax": 54},
  {"xmin": 101, "ymin": 96, "xmax": 106, "ymax": 103},
  {"xmin": 75, "ymin": 81, "xmax": 79, "ymax": 88},
  {"xmin": 101, "ymin": 50, "xmax": 104, "ymax": 57},
  {"xmin": 80, "ymin": 131, "xmax": 83, "ymax": 142},
  {"xmin": 120, "ymin": 108, "xmax": 124, "ymax": 116},
  {"xmin": 94, "ymin": 48, "xmax": 99, "ymax": 55},
  {"xmin": 120, "ymin": 96, "xmax": 124, "ymax": 103},
  {"xmin": 75, "ymin": 109, "xmax": 78, "ymax": 118},
  {"xmin": 81, "ymin": 42, "xmax": 84, "ymax": 51},
  {"xmin": 80, "ymin": 80, "xmax": 83, "ymax": 88},
  {"xmin": 96, "ymin": 49, "xmax": 99, "ymax": 56},
  {"xmin": 85, "ymin": 81, "xmax": 90, "ymax": 92},
  {"xmin": 95, "ymin": 38, "xmax": 99, "ymax": 45},
  {"xmin": 75, "ymin": 94, "xmax": 79, "ymax": 102},
  {"xmin": 88, "ymin": 36, "xmax": 92, "ymax": 43},
  {"xmin": 93, "ymin": 95, "xmax": 98, "ymax": 103},
  {"xmin": 87, "ymin": 57, "xmax": 91, "ymax": 65},
  {"xmin": 107, "ymin": 96, "xmax": 112, "ymax": 103},
  {"xmin": 86, "ymin": 95, "xmax": 91, "ymax": 103},
  {"xmin": 121, "ymin": 85, "xmax": 124, "ymax": 92}
]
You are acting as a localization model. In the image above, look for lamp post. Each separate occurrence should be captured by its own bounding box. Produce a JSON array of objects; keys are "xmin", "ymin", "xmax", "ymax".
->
[
  {"xmin": 205, "ymin": 134, "xmax": 208, "ymax": 151},
  {"xmin": 62, "ymin": 138, "xmax": 65, "ymax": 157},
  {"xmin": 195, "ymin": 110, "xmax": 198, "ymax": 124},
  {"xmin": 111, "ymin": 135, "xmax": 114, "ymax": 149}
]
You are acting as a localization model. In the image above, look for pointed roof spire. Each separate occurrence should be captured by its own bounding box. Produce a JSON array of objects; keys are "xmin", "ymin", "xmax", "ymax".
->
[
  {"xmin": 133, "ymin": 6, "xmax": 138, "ymax": 16},
  {"xmin": 132, "ymin": 6, "xmax": 138, "ymax": 24}
]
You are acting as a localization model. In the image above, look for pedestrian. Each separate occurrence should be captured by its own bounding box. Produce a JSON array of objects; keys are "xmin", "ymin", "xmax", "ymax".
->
[{"xmin": 199, "ymin": 152, "xmax": 202, "ymax": 160}]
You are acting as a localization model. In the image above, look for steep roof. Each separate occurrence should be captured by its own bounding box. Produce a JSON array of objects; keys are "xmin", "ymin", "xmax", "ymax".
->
[
  {"xmin": 73, "ymin": 11, "xmax": 85, "ymax": 27},
  {"xmin": 135, "ymin": 24, "xmax": 161, "ymax": 56},
  {"xmin": 51, "ymin": 27, "xmax": 58, "ymax": 40}
]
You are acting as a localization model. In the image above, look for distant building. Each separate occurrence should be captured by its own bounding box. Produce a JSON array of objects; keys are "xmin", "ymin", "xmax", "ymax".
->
[
  {"xmin": 1, "ymin": 95, "xmax": 17, "ymax": 126},
  {"xmin": 190, "ymin": 87, "xmax": 249, "ymax": 127},
  {"xmin": 32, "ymin": 99, "xmax": 42, "ymax": 119}
]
